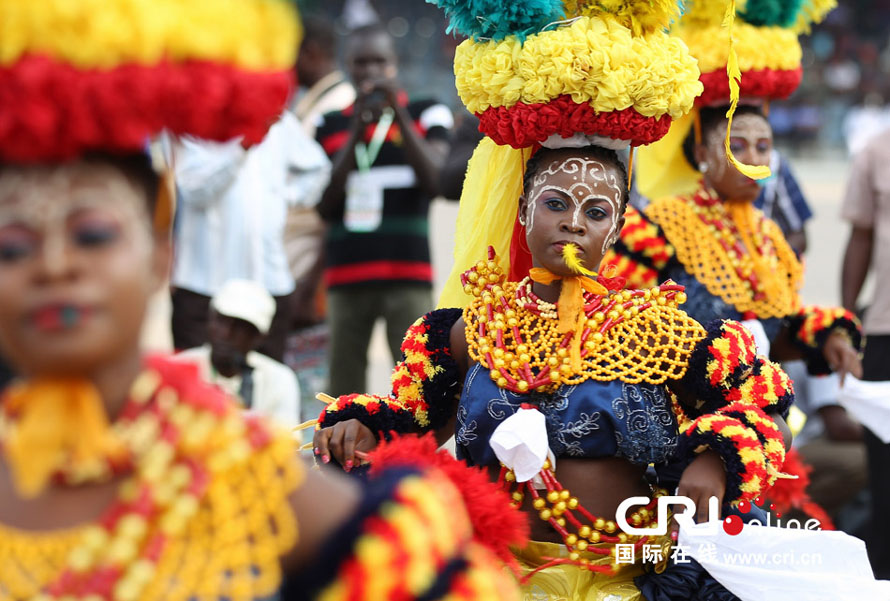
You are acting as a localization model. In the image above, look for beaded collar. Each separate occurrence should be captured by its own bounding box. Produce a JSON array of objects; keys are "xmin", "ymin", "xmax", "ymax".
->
[
  {"xmin": 0, "ymin": 356, "xmax": 300, "ymax": 601},
  {"xmin": 645, "ymin": 183, "xmax": 803, "ymax": 319},
  {"xmin": 461, "ymin": 253, "xmax": 706, "ymax": 394}
]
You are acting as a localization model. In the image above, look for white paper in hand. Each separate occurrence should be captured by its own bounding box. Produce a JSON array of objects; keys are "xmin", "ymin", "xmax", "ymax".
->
[
  {"xmin": 679, "ymin": 522, "xmax": 890, "ymax": 601},
  {"xmin": 489, "ymin": 407, "xmax": 549, "ymax": 483},
  {"xmin": 838, "ymin": 376, "xmax": 890, "ymax": 443}
]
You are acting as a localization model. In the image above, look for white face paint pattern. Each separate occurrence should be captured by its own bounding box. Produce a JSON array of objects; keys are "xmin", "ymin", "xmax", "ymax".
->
[
  {"xmin": 703, "ymin": 113, "xmax": 772, "ymax": 182},
  {"xmin": 727, "ymin": 113, "xmax": 772, "ymax": 155},
  {"xmin": 704, "ymin": 122, "xmax": 729, "ymax": 182},
  {"xmin": 0, "ymin": 163, "xmax": 153, "ymax": 273},
  {"xmin": 526, "ymin": 157, "xmax": 623, "ymax": 254}
]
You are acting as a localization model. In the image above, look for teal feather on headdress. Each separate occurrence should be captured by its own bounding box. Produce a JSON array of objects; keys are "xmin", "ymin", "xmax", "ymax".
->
[
  {"xmin": 739, "ymin": 0, "xmax": 805, "ymax": 27},
  {"xmin": 426, "ymin": 0, "xmax": 565, "ymax": 41}
]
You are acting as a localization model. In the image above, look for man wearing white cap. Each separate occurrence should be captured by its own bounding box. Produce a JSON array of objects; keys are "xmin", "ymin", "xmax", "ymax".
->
[{"xmin": 176, "ymin": 279, "xmax": 301, "ymax": 428}]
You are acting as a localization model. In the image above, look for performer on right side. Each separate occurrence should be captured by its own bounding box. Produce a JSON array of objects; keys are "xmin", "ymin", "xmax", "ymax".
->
[{"xmin": 605, "ymin": 0, "xmax": 863, "ymax": 382}]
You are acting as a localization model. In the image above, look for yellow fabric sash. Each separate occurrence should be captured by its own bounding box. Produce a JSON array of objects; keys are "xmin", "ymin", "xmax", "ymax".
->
[
  {"xmin": 2, "ymin": 379, "xmax": 127, "ymax": 497},
  {"xmin": 528, "ymin": 268, "xmax": 607, "ymax": 371}
]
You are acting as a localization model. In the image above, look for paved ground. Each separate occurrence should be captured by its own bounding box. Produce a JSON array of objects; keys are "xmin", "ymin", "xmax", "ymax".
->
[{"xmin": 143, "ymin": 154, "xmax": 863, "ymax": 399}]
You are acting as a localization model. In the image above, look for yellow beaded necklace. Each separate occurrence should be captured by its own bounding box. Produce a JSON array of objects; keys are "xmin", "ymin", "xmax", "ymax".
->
[
  {"xmin": 0, "ymin": 357, "xmax": 301, "ymax": 601},
  {"xmin": 645, "ymin": 184, "xmax": 803, "ymax": 319},
  {"xmin": 462, "ymin": 252, "xmax": 706, "ymax": 393}
]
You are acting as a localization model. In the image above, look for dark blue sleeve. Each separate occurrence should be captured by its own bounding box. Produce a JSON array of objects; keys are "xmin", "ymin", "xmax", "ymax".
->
[{"xmin": 779, "ymin": 158, "xmax": 813, "ymax": 224}]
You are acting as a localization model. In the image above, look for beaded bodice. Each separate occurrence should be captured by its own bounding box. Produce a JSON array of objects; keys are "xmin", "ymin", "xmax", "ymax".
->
[
  {"xmin": 643, "ymin": 186, "xmax": 803, "ymax": 319},
  {"xmin": 665, "ymin": 267, "xmax": 784, "ymax": 342},
  {"xmin": 0, "ymin": 356, "xmax": 300, "ymax": 601},
  {"xmin": 455, "ymin": 251, "xmax": 706, "ymax": 469},
  {"xmin": 456, "ymin": 363, "xmax": 679, "ymax": 467}
]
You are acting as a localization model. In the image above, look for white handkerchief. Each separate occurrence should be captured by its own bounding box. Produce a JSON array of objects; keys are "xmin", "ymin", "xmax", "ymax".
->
[
  {"xmin": 838, "ymin": 376, "xmax": 890, "ymax": 443},
  {"xmin": 489, "ymin": 407, "xmax": 550, "ymax": 483},
  {"xmin": 679, "ymin": 522, "xmax": 890, "ymax": 600}
]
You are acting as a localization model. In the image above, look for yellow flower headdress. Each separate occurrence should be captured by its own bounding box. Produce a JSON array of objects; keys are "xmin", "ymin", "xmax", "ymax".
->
[
  {"xmin": 434, "ymin": 0, "xmax": 703, "ymax": 308},
  {"xmin": 636, "ymin": 0, "xmax": 836, "ymax": 200}
]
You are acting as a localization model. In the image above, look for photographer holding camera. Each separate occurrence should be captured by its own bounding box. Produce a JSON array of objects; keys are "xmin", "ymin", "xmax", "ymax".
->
[{"xmin": 315, "ymin": 23, "xmax": 453, "ymax": 395}]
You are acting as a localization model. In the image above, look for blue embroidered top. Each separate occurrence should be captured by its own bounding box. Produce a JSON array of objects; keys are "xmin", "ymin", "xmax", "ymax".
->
[{"xmin": 456, "ymin": 363, "xmax": 679, "ymax": 467}]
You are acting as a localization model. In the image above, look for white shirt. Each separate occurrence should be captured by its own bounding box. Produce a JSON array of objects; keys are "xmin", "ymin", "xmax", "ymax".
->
[
  {"xmin": 293, "ymin": 71, "xmax": 356, "ymax": 139},
  {"xmin": 175, "ymin": 345, "xmax": 301, "ymax": 429},
  {"xmin": 170, "ymin": 112, "xmax": 330, "ymax": 296}
]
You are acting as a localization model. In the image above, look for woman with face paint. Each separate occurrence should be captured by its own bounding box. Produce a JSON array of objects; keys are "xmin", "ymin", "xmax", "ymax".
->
[
  {"xmin": 606, "ymin": 0, "xmax": 863, "ymax": 400},
  {"xmin": 0, "ymin": 4, "xmax": 525, "ymax": 601},
  {"xmin": 312, "ymin": 2, "xmax": 814, "ymax": 599}
]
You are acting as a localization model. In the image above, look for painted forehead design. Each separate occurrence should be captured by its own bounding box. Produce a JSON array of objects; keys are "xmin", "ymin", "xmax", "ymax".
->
[
  {"xmin": 526, "ymin": 156, "xmax": 624, "ymax": 255},
  {"xmin": 728, "ymin": 113, "xmax": 772, "ymax": 140},
  {"xmin": 0, "ymin": 164, "xmax": 145, "ymax": 228},
  {"xmin": 705, "ymin": 114, "xmax": 771, "ymax": 147},
  {"xmin": 531, "ymin": 157, "xmax": 622, "ymax": 201}
]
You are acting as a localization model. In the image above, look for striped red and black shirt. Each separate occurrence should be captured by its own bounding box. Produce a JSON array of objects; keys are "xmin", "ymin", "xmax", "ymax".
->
[{"xmin": 316, "ymin": 97, "xmax": 452, "ymax": 289}]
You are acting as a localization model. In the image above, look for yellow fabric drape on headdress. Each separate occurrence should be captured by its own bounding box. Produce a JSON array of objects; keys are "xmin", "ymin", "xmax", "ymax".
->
[
  {"xmin": 636, "ymin": 110, "xmax": 702, "ymax": 201},
  {"xmin": 637, "ymin": 0, "xmax": 776, "ymax": 201},
  {"xmin": 437, "ymin": 138, "xmax": 533, "ymax": 309},
  {"xmin": 722, "ymin": 0, "xmax": 771, "ymax": 181},
  {"xmin": 3, "ymin": 380, "xmax": 127, "ymax": 498}
]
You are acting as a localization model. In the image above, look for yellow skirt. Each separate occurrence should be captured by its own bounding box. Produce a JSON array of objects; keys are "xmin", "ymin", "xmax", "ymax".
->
[{"xmin": 514, "ymin": 538, "xmax": 668, "ymax": 601}]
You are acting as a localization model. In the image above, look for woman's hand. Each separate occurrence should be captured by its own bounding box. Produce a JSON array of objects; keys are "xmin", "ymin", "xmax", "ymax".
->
[
  {"xmin": 677, "ymin": 450, "xmax": 726, "ymax": 525},
  {"xmin": 313, "ymin": 419, "xmax": 378, "ymax": 472},
  {"xmin": 823, "ymin": 331, "xmax": 863, "ymax": 385}
]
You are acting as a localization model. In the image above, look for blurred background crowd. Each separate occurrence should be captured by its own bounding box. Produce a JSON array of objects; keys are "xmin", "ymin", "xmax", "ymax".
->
[{"xmin": 0, "ymin": 0, "xmax": 884, "ymax": 573}]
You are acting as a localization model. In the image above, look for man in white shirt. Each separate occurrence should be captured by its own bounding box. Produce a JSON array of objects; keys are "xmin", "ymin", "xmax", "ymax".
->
[
  {"xmin": 169, "ymin": 111, "xmax": 330, "ymax": 360},
  {"xmin": 286, "ymin": 14, "xmax": 356, "ymax": 329},
  {"xmin": 293, "ymin": 14, "xmax": 356, "ymax": 139},
  {"xmin": 176, "ymin": 280, "xmax": 301, "ymax": 429}
]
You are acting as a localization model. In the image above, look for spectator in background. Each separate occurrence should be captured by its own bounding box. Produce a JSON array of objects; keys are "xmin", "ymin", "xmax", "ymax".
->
[
  {"xmin": 841, "ymin": 131, "xmax": 890, "ymax": 578},
  {"xmin": 438, "ymin": 110, "xmax": 483, "ymax": 201},
  {"xmin": 755, "ymin": 149, "xmax": 813, "ymax": 256},
  {"xmin": 843, "ymin": 92, "xmax": 890, "ymax": 155},
  {"xmin": 283, "ymin": 14, "xmax": 351, "ymax": 415},
  {"xmin": 169, "ymin": 111, "xmax": 329, "ymax": 361},
  {"xmin": 756, "ymin": 148, "xmax": 866, "ymax": 531},
  {"xmin": 176, "ymin": 279, "xmax": 300, "ymax": 428},
  {"xmin": 287, "ymin": 14, "xmax": 352, "ymax": 330},
  {"xmin": 787, "ymin": 364, "xmax": 866, "ymax": 531},
  {"xmin": 315, "ymin": 23, "xmax": 452, "ymax": 395},
  {"xmin": 293, "ymin": 14, "xmax": 356, "ymax": 138}
]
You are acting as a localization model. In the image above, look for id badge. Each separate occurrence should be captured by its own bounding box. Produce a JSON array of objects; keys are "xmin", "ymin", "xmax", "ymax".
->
[{"xmin": 344, "ymin": 171, "xmax": 383, "ymax": 233}]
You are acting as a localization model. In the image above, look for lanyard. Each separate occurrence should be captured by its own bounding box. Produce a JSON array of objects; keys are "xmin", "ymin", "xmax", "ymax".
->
[{"xmin": 355, "ymin": 107, "xmax": 394, "ymax": 172}]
